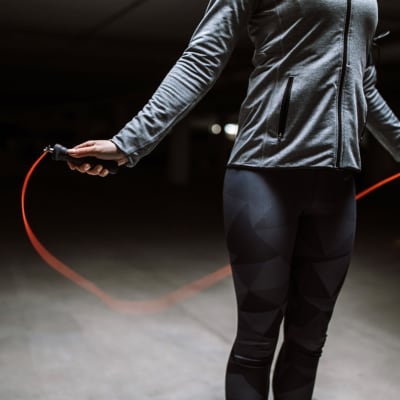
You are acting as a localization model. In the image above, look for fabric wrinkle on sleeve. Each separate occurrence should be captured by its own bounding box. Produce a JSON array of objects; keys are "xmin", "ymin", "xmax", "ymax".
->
[
  {"xmin": 364, "ymin": 64, "xmax": 400, "ymax": 163},
  {"xmin": 112, "ymin": 0, "xmax": 256, "ymax": 167}
]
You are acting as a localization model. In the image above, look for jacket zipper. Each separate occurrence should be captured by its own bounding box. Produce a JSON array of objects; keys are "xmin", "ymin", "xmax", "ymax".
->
[
  {"xmin": 336, "ymin": 0, "xmax": 352, "ymax": 167},
  {"xmin": 278, "ymin": 75, "xmax": 294, "ymax": 142}
]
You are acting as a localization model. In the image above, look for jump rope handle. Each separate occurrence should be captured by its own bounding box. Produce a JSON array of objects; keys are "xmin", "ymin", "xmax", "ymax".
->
[{"xmin": 44, "ymin": 144, "xmax": 119, "ymax": 175}]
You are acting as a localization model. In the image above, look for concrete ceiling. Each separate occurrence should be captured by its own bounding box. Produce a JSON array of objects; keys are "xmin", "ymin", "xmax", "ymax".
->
[
  {"xmin": 0, "ymin": 0, "xmax": 209, "ymax": 44},
  {"xmin": 1, "ymin": 0, "xmax": 399, "ymax": 108}
]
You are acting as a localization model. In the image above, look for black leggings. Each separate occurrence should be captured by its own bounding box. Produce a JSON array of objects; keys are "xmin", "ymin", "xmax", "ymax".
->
[{"xmin": 223, "ymin": 168, "xmax": 356, "ymax": 400}]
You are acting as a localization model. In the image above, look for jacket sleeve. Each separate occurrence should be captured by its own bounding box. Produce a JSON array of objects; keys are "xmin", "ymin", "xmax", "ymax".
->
[
  {"xmin": 363, "ymin": 63, "xmax": 400, "ymax": 163},
  {"xmin": 111, "ymin": 0, "xmax": 256, "ymax": 167}
]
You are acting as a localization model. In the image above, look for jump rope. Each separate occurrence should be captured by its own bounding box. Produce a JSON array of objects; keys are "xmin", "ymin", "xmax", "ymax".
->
[{"xmin": 21, "ymin": 144, "xmax": 400, "ymax": 315}]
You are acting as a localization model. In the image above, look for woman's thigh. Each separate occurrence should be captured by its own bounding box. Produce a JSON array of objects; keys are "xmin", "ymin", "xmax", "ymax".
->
[
  {"xmin": 223, "ymin": 168, "xmax": 303, "ymax": 341},
  {"xmin": 284, "ymin": 170, "xmax": 357, "ymax": 344}
]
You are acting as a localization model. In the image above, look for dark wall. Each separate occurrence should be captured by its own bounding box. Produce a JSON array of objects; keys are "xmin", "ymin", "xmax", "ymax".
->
[{"xmin": 1, "ymin": 4, "xmax": 399, "ymax": 189}]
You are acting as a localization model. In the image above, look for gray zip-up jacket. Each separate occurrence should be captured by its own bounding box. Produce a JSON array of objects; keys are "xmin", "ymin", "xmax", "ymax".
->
[{"xmin": 111, "ymin": 0, "xmax": 400, "ymax": 170}]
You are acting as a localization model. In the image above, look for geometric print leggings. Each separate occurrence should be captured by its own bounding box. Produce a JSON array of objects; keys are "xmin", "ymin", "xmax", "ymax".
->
[{"xmin": 223, "ymin": 167, "xmax": 357, "ymax": 400}]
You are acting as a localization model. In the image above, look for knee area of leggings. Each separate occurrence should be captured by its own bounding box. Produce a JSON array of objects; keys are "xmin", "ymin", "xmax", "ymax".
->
[
  {"xmin": 231, "ymin": 338, "xmax": 278, "ymax": 368},
  {"xmin": 284, "ymin": 335, "xmax": 327, "ymax": 360}
]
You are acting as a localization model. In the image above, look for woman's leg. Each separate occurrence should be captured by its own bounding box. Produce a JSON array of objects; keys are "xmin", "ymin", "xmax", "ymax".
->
[
  {"xmin": 272, "ymin": 170, "xmax": 357, "ymax": 400},
  {"xmin": 223, "ymin": 168, "xmax": 305, "ymax": 400}
]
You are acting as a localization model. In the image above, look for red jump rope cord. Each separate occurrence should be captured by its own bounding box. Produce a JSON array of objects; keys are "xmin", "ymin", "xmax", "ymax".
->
[
  {"xmin": 21, "ymin": 151, "xmax": 231, "ymax": 314},
  {"xmin": 21, "ymin": 152, "xmax": 399, "ymax": 314},
  {"xmin": 355, "ymin": 172, "xmax": 400, "ymax": 200}
]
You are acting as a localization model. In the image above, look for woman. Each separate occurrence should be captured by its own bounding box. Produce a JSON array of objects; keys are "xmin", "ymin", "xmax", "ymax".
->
[{"xmin": 68, "ymin": 1, "xmax": 400, "ymax": 399}]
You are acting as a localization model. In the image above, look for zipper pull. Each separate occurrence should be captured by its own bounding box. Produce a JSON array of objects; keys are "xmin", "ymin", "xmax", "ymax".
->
[{"xmin": 373, "ymin": 31, "xmax": 391, "ymax": 45}]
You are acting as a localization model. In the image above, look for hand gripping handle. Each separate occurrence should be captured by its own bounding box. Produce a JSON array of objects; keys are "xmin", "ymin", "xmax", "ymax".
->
[{"xmin": 46, "ymin": 144, "xmax": 119, "ymax": 175}]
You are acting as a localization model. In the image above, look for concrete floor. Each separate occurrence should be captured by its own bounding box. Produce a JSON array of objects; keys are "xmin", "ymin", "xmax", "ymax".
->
[{"xmin": 1, "ymin": 169, "xmax": 400, "ymax": 400}]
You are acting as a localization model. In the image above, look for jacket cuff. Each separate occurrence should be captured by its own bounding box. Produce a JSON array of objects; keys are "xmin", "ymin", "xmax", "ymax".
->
[{"xmin": 109, "ymin": 137, "xmax": 140, "ymax": 168}]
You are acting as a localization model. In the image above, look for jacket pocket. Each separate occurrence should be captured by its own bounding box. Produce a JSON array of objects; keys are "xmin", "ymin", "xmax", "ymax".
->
[
  {"xmin": 360, "ymin": 109, "xmax": 368, "ymax": 142},
  {"xmin": 278, "ymin": 75, "xmax": 295, "ymax": 141}
]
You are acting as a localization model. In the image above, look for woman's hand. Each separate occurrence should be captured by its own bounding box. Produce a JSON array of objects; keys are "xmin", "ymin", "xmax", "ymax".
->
[{"xmin": 67, "ymin": 140, "xmax": 128, "ymax": 177}]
